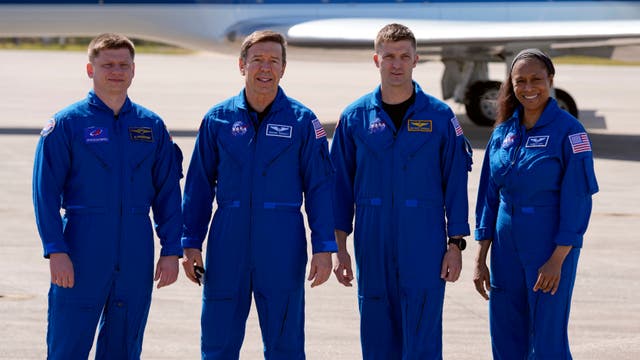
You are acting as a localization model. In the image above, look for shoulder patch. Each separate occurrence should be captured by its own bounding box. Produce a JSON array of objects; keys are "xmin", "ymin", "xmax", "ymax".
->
[
  {"xmin": 450, "ymin": 116, "xmax": 464, "ymax": 136},
  {"xmin": 40, "ymin": 118, "xmax": 56, "ymax": 137},
  {"xmin": 311, "ymin": 118, "xmax": 326, "ymax": 139},
  {"xmin": 569, "ymin": 132, "xmax": 592, "ymax": 154}
]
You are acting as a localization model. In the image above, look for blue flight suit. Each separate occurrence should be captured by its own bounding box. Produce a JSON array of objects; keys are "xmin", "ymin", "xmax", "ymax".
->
[
  {"xmin": 331, "ymin": 83, "xmax": 472, "ymax": 359},
  {"xmin": 181, "ymin": 87, "xmax": 336, "ymax": 359},
  {"xmin": 475, "ymin": 98, "xmax": 599, "ymax": 360},
  {"xmin": 33, "ymin": 90, "xmax": 183, "ymax": 360}
]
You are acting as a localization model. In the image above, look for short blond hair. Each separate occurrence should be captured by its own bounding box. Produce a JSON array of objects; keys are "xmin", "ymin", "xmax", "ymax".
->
[
  {"xmin": 374, "ymin": 23, "xmax": 416, "ymax": 53},
  {"xmin": 88, "ymin": 33, "xmax": 135, "ymax": 62}
]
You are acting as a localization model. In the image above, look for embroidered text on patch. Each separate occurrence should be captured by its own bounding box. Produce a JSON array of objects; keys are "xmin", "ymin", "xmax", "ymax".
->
[
  {"xmin": 525, "ymin": 135, "xmax": 549, "ymax": 148},
  {"xmin": 266, "ymin": 124, "xmax": 292, "ymax": 138},
  {"xmin": 129, "ymin": 127, "xmax": 153, "ymax": 142},
  {"xmin": 450, "ymin": 116, "xmax": 464, "ymax": 136},
  {"xmin": 408, "ymin": 120, "xmax": 432, "ymax": 132},
  {"xmin": 312, "ymin": 118, "xmax": 326, "ymax": 139},
  {"xmin": 569, "ymin": 132, "xmax": 592, "ymax": 153}
]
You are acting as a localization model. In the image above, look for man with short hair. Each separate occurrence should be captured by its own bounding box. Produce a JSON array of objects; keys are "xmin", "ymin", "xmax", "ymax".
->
[
  {"xmin": 33, "ymin": 33, "xmax": 183, "ymax": 359},
  {"xmin": 181, "ymin": 30, "xmax": 336, "ymax": 359},
  {"xmin": 331, "ymin": 23, "xmax": 473, "ymax": 359}
]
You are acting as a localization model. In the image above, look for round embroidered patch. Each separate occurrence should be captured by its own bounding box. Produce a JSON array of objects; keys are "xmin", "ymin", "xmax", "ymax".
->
[{"xmin": 41, "ymin": 118, "xmax": 56, "ymax": 137}]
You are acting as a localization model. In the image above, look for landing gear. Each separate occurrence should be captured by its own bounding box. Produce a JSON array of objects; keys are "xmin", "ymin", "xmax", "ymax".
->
[
  {"xmin": 464, "ymin": 80, "xmax": 501, "ymax": 126},
  {"xmin": 555, "ymin": 88, "xmax": 579, "ymax": 119},
  {"xmin": 464, "ymin": 81, "xmax": 579, "ymax": 126}
]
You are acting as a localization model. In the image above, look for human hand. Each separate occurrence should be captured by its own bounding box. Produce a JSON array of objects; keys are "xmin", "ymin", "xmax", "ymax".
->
[
  {"xmin": 182, "ymin": 248, "xmax": 203, "ymax": 286},
  {"xmin": 333, "ymin": 250, "xmax": 354, "ymax": 287},
  {"xmin": 49, "ymin": 252, "xmax": 74, "ymax": 288},
  {"xmin": 155, "ymin": 255, "xmax": 179, "ymax": 289},
  {"xmin": 308, "ymin": 252, "xmax": 332, "ymax": 288},
  {"xmin": 533, "ymin": 245, "xmax": 571, "ymax": 295},
  {"xmin": 440, "ymin": 246, "xmax": 462, "ymax": 282},
  {"xmin": 473, "ymin": 260, "xmax": 491, "ymax": 300},
  {"xmin": 533, "ymin": 257, "xmax": 563, "ymax": 295}
]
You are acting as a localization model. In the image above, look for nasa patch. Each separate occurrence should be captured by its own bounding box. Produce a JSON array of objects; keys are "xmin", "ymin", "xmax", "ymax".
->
[
  {"xmin": 266, "ymin": 124, "xmax": 292, "ymax": 138},
  {"xmin": 231, "ymin": 121, "xmax": 248, "ymax": 136},
  {"xmin": 40, "ymin": 118, "xmax": 56, "ymax": 137},
  {"xmin": 525, "ymin": 135, "xmax": 549, "ymax": 148},
  {"xmin": 501, "ymin": 132, "xmax": 518, "ymax": 149},
  {"xmin": 368, "ymin": 118, "xmax": 386, "ymax": 134}
]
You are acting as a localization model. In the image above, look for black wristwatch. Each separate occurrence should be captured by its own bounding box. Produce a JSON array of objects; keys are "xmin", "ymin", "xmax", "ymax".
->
[{"xmin": 448, "ymin": 237, "xmax": 467, "ymax": 251}]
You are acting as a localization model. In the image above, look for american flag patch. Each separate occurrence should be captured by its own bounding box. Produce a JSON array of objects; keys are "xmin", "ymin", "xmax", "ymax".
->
[
  {"xmin": 450, "ymin": 116, "xmax": 463, "ymax": 136},
  {"xmin": 569, "ymin": 132, "xmax": 592, "ymax": 153},
  {"xmin": 312, "ymin": 118, "xmax": 326, "ymax": 139}
]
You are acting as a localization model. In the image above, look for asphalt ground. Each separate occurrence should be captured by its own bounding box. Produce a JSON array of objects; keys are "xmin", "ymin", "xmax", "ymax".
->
[{"xmin": 1, "ymin": 49, "xmax": 639, "ymax": 359}]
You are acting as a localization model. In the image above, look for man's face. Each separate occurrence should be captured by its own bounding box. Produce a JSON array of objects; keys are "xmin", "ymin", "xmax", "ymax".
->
[
  {"xmin": 87, "ymin": 48, "xmax": 135, "ymax": 96},
  {"xmin": 239, "ymin": 41, "xmax": 285, "ymax": 97},
  {"xmin": 374, "ymin": 40, "xmax": 418, "ymax": 89}
]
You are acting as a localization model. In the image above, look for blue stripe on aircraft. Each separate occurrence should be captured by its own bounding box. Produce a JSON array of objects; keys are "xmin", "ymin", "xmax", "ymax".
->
[{"xmin": 0, "ymin": 0, "xmax": 633, "ymax": 4}]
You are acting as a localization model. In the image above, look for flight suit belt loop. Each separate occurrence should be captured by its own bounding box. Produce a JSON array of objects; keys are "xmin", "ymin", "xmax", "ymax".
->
[{"xmin": 498, "ymin": 196, "xmax": 558, "ymax": 216}]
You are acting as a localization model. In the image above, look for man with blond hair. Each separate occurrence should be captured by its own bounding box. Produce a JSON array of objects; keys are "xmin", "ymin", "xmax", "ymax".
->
[
  {"xmin": 33, "ymin": 33, "xmax": 183, "ymax": 359},
  {"xmin": 331, "ymin": 23, "xmax": 472, "ymax": 359}
]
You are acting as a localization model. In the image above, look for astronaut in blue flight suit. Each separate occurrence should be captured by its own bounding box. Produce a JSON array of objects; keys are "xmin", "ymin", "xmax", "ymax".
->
[
  {"xmin": 473, "ymin": 49, "xmax": 599, "ymax": 360},
  {"xmin": 331, "ymin": 24, "xmax": 472, "ymax": 359},
  {"xmin": 32, "ymin": 34, "xmax": 183, "ymax": 360},
  {"xmin": 181, "ymin": 30, "xmax": 336, "ymax": 359}
]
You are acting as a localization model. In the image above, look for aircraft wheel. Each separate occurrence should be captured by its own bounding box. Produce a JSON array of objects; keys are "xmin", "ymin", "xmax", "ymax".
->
[
  {"xmin": 465, "ymin": 80, "xmax": 501, "ymax": 126},
  {"xmin": 555, "ymin": 88, "xmax": 579, "ymax": 118}
]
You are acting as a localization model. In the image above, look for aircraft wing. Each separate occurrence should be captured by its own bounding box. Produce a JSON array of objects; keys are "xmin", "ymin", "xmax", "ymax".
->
[{"xmin": 283, "ymin": 18, "xmax": 640, "ymax": 54}]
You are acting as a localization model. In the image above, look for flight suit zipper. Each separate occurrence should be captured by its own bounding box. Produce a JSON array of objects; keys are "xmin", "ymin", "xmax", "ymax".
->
[{"xmin": 114, "ymin": 113, "xmax": 123, "ymax": 272}]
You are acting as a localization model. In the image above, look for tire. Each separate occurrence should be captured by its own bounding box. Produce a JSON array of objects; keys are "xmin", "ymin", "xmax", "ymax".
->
[
  {"xmin": 464, "ymin": 80, "xmax": 501, "ymax": 126},
  {"xmin": 555, "ymin": 88, "xmax": 579, "ymax": 118}
]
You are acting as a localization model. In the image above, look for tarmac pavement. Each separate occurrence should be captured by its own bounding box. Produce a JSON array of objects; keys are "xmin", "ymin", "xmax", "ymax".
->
[{"xmin": 0, "ymin": 49, "xmax": 639, "ymax": 359}]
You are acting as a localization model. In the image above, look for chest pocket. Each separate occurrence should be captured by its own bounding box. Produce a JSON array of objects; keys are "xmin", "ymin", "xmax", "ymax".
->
[
  {"xmin": 259, "ymin": 126, "xmax": 295, "ymax": 171},
  {"xmin": 129, "ymin": 140, "xmax": 157, "ymax": 172},
  {"xmin": 354, "ymin": 121, "xmax": 393, "ymax": 159}
]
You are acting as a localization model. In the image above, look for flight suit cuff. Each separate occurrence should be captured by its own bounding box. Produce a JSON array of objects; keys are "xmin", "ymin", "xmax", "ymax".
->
[
  {"xmin": 447, "ymin": 222, "xmax": 470, "ymax": 238},
  {"xmin": 474, "ymin": 227, "xmax": 493, "ymax": 241},
  {"xmin": 311, "ymin": 238, "xmax": 338, "ymax": 254},
  {"xmin": 334, "ymin": 221, "xmax": 353, "ymax": 236},
  {"xmin": 160, "ymin": 243, "xmax": 183, "ymax": 257},
  {"xmin": 554, "ymin": 231, "xmax": 583, "ymax": 248},
  {"xmin": 43, "ymin": 242, "xmax": 70, "ymax": 259},
  {"xmin": 181, "ymin": 236, "xmax": 204, "ymax": 251}
]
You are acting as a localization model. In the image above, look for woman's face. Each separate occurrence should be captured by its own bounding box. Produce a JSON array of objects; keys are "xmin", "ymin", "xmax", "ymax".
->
[{"xmin": 511, "ymin": 57, "xmax": 554, "ymax": 115}]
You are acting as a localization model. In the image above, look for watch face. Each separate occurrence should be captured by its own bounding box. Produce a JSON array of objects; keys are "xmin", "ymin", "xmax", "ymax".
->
[{"xmin": 449, "ymin": 238, "xmax": 466, "ymax": 251}]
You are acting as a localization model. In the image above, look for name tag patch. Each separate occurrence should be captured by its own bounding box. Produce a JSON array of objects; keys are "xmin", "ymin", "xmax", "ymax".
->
[
  {"xmin": 525, "ymin": 135, "xmax": 549, "ymax": 148},
  {"xmin": 407, "ymin": 120, "xmax": 432, "ymax": 132},
  {"xmin": 266, "ymin": 124, "xmax": 292, "ymax": 138},
  {"xmin": 84, "ymin": 127, "xmax": 109, "ymax": 143},
  {"xmin": 129, "ymin": 127, "xmax": 154, "ymax": 142}
]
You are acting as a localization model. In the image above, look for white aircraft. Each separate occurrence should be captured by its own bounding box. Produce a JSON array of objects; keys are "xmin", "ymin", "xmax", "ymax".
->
[{"xmin": 1, "ymin": 0, "xmax": 639, "ymax": 125}]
